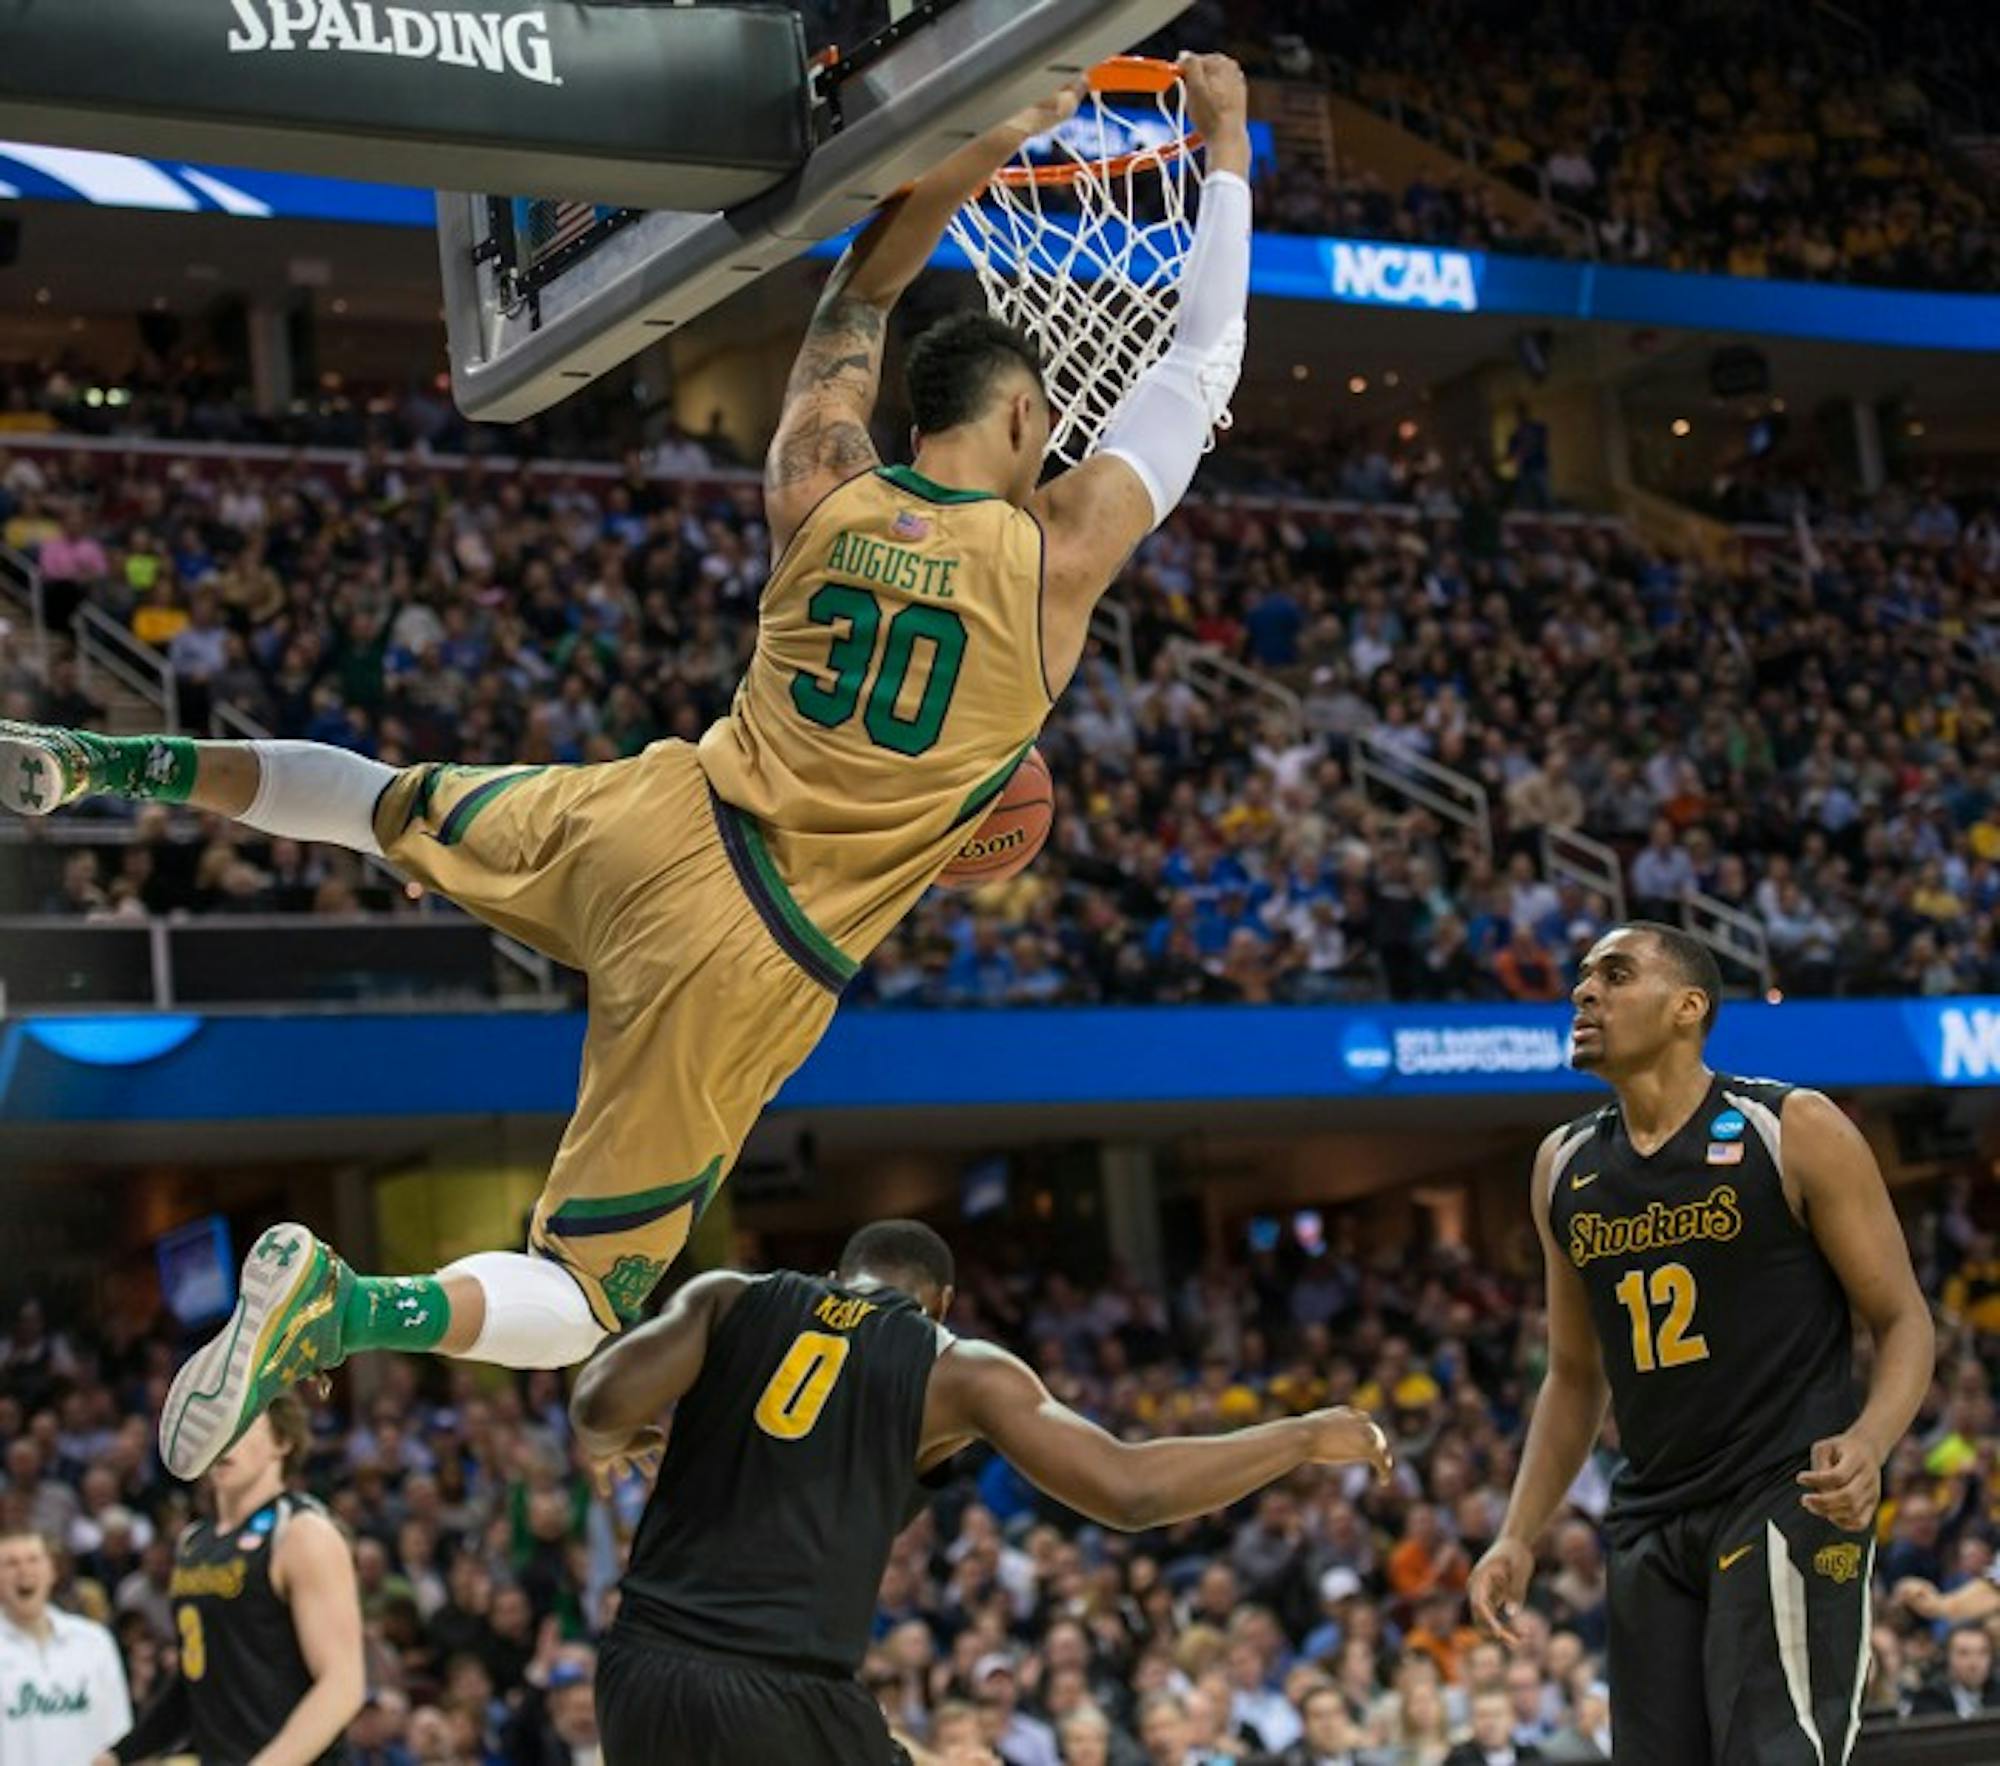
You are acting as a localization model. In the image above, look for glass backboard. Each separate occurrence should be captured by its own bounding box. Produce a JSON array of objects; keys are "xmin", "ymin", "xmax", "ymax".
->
[{"xmin": 440, "ymin": 0, "xmax": 1193, "ymax": 424}]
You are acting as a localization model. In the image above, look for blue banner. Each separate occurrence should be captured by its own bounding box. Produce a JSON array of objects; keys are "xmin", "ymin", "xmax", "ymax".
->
[
  {"xmin": 3, "ymin": 998, "xmax": 1996, "ymax": 1123},
  {"xmin": 7, "ymin": 140, "xmax": 2000, "ymax": 350}
]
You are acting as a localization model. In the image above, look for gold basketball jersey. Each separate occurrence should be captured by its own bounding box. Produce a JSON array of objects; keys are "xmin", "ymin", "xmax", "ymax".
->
[{"xmin": 698, "ymin": 464, "xmax": 1051, "ymax": 959}]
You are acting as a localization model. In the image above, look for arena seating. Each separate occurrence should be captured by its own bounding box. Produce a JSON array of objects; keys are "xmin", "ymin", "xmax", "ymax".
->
[
  {"xmin": 1185, "ymin": 0, "xmax": 2000, "ymax": 289},
  {"xmin": 3, "ymin": 427, "xmax": 1994, "ymax": 1011},
  {"xmin": 2, "ymin": 1177, "xmax": 1993, "ymax": 1762}
]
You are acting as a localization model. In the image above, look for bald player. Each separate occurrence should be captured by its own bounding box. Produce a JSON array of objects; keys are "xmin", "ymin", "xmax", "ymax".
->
[{"xmin": 0, "ymin": 54, "xmax": 1258, "ymax": 1480}]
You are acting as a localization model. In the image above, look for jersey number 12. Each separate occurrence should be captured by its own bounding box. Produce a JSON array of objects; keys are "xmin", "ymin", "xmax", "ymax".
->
[
  {"xmin": 792, "ymin": 584, "xmax": 967, "ymax": 757},
  {"xmin": 1614, "ymin": 1262, "xmax": 1710, "ymax": 1373}
]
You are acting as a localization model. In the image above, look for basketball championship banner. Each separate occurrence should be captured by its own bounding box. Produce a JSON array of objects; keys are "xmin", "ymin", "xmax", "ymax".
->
[
  {"xmin": 3, "ymin": 999, "xmax": 1997, "ymax": 1123},
  {"xmin": 0, "ymin": 0, "xmax": 809, "ymax": 210}
]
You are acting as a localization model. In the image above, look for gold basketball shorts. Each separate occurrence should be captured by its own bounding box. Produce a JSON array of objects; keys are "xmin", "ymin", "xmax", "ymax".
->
[{"xmin": 373, "ymin": 741, "xmax": 849, "ymax": 1329}]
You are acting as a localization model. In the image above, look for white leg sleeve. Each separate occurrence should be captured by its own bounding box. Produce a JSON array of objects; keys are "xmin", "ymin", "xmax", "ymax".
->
[
  {"xmin": 1097, "ymin": 170, "xmax": 1253, "ymax": 529},
  {"xmin": 241, "ymin": 740, "xmax": 397, "ymax": 857},
  {"xmin": 439, "ymin": 1251, "xmax": 609, "ymax": 1368}
]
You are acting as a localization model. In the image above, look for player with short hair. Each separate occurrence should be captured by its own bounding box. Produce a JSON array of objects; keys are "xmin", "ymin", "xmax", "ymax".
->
[
  {"xmin": 1467, "ymin": 921, "xmax": 1935, "ymax": 1765},
  {"xmin": 0, "ymin": 54, "xmax": 1257, "ymax": 1483},
  {"xmin": 101, "ymin": 1393, "xmax": 363, "ymax": 1765},
  {"xmin": 567, "ymin": 1218, "xmax": 1391, "ymax": 1766},
  {"xmin": 0, "ymin": 1527, "xmax": 131, "ymax": 1766}
]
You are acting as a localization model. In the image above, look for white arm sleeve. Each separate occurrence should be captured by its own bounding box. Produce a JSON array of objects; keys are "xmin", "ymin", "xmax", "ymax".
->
[{"xmin": 1097, "ymin": 170, "xmax": 1252, "ymax": 528}]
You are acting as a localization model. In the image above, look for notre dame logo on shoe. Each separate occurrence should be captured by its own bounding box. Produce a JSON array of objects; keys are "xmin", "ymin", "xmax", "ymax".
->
[
  {"xmin": 1814, "ymin": 1544, "xmax": 1863, "ymax": 1584},
  {"xmin": 602, "ymin": 1256, "xmax": 668, "ymax": 1324}
]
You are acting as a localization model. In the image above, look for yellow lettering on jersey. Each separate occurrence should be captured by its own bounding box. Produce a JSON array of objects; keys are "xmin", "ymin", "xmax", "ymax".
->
[
  {"xmin": 1567, "ymin": 1184, "xmax": 1742, "ymax": 1267},
  {"xmin": 170, "ymin": 1559, "xmax": 247, "ymax": 1601},
  {"xmin": 829, "ymin": 531, "xmax": 959, "ymax": 600},
  {"xmin": 813, "ymin": 1294, "xmax": 878, "ymax": 1332}
]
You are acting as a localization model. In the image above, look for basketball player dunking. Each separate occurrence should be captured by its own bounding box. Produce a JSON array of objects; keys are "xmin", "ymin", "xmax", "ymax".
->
[
  {"xmin": 1468, "ymin": 922, "xmax": 1935, "ymax": 1766},
  {"xmin": 0, "ymin": 55, "xmax": 1259, "ymax": 1486}
]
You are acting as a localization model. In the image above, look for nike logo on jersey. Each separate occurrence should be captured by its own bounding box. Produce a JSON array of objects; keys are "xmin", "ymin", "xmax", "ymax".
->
[
  {"xmin": 1570, "ymin": 1171, "xmax": 1599, "ymax": 1190},
  {"xmin": 1718, "ymin": 1545, "xmax": 1755, "ymax": 1572}
]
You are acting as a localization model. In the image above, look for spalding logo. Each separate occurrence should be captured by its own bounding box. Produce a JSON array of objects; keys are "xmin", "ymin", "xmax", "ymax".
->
[{"xmin": 225, "ymin": 1, "xmax": 561, "ymax": 86}]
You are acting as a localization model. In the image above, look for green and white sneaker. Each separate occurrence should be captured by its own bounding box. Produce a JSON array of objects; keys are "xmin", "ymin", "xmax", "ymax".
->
[
  {"xmin": 0, "ymin": 721, "xmax": 99, "ymax": 816},
  {"xmin": 159, "ymin": 1223, "xmax": 353, "ymax": 1481}
]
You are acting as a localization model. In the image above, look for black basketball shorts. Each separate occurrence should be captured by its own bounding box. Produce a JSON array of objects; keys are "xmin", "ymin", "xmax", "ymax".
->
[
  {"xmin": 597, "ymin": 1628, "xmax": 906, "ymax": 1766},
  {"xmin": 1606, "ymin": 1453, "xmax": 1875, "ymax": 1766}
]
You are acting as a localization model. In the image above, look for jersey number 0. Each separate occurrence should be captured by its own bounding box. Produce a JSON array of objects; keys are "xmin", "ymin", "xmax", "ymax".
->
[
  {"xmin": 791, "ymin": 584, "xmax": 967, "ymax": 757},
  {"xmin": 753, "ymin": 1330, "xmax": 852, "ymax": 1440}
]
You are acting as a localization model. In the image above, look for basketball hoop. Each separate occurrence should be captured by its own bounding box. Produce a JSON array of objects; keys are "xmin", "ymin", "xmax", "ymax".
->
[{"xmin": 948, "ymin": 56, "xmax": 1229, "ymax": 468}]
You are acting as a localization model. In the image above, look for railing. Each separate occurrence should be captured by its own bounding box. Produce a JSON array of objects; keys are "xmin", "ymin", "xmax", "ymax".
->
[
  {"xmin": 74, "ymin": 603, "xmax": 178, "ymax": 731},
  {"xmin": 1089, "ymin": 597, "xmax": 1137, "ymax": 684},
  {"xmin": 1541, "ymin": 826, "xmax": 1627, "ymax": 922},
  {"xmin": 1682, "ymin": 892, "xmax": 1773, "ymax": 995},
  {"xmin": 0, "ymin": 545, "xmax": 48, "ymax": 680},
  {"xmin": 1351, "ymin": 729, "xmax": 1492, "ymax": 862},
  {"xmin": 0, "ymin": 915, "xmax": 505, "ymax": 1010},
  {"xmin": 1164, "ymin": 637, "xmax": 1303, "ymax": 739}
]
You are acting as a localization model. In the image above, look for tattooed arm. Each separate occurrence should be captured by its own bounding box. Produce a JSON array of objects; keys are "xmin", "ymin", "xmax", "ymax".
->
[{"xmin": 764, "ymin": 80, "xmax": 1083, "ymax": 550}]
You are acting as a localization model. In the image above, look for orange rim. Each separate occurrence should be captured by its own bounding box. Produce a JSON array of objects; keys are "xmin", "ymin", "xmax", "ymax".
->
[
  {"xmin": 992, "ymin": 56, "xmax": 1201, "ymax": 189},
  {"xmin": 1087, "ymin": 54, "xmax": 1182, "ymax": 96}
]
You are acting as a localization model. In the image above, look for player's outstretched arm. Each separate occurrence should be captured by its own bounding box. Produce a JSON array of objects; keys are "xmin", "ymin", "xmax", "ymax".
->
[
  {"xmin": 1785, "ymin": 1090, "xmax": 1935, "ymax": 1530},
  {"xmin": 258, "ymin": 1510, "xmax": 365, "ymax": 1766},
  {"xmin": 1031, "ymin": 53, "xmax": 1253, "ymax": 692},
  {"xmin": 928, "ymin": 1338, "xmax": 1389, "ymax": 1531},
  {"xmin": 1471, "ymin": 1128, "xmax": 1611, "ymax": 1645},
  {"xmin": 568, "ymin": 1270, "xmax": 750, "ymax": 1489},
  {"xmin": 764, "ymin": 82, "xmax": 1084, "ymax": 552}
]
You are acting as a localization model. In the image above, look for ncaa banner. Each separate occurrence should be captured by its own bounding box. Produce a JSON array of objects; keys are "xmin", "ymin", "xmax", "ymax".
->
[{"xmin": 0, "ymin": 0, "xmax": 809, "ymax": 211}]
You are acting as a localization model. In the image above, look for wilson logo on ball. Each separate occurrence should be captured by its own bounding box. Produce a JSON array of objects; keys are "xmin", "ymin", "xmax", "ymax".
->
[{"xmin": 956, "ymin": 829, "xmax": 1027, "ymax": 861}]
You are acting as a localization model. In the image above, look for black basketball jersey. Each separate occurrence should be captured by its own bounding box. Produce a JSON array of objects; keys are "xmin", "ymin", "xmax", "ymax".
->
[
  {"xmin": 619, "ymin": 1270, "xmax": 939, "ymax": 1675},
  {"xmin": 1545, "ymin": 1072, "xmax": 1859, "ymax": 1542},
  {"xmin": 170, "ymin": 1493, "xmax": 347, "ymax": 1764}
]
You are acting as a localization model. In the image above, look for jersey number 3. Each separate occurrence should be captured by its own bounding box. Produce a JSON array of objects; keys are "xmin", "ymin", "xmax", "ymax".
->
[
  {"xmin": 1615, "ymin": 1262, "xmax": 1710, "ymax": 1373},
  {"xmin": 177, "ymin": 1604, "xmax": 207, "ymax": 1681},
  {"xmin": 754, "ymin": 1330, "xmax": 852, "ymax": 1441},
  {"xmin": 792, "ymin": 584, "xmax": 966, "ymax": 757}
]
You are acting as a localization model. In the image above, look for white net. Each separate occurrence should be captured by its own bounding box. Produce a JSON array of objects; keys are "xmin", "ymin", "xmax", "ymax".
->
[{"xmin": 947, "ymin": 68, "xmax": 1227, "ymax": 468}]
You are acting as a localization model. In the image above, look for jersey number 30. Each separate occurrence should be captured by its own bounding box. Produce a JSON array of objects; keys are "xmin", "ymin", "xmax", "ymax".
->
[
  {"xmin": 754, "ymin": 1330, "xmax": 852, "ymax": 1441},
  {"xmin": 1615, "ymin": 1262, "xmax": 1710, "ymax": 1373},
  {"xmin": 792, "ymin": 584, "xmax": 966, "ymax": 757}
]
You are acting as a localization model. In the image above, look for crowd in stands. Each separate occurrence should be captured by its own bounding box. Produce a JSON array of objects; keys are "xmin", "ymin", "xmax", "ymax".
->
[
  {"xmin": 1169, "ymin": 0, "xmax": 2000, "ymax": 289},
  {"xmin": 0, "ymin": 352, "xmax": 742, "ymax": 469},
  {"xmin": 2, "ymin": 426, "xmax": 1997, "ymax": 1007},
  {"xmin": 1, "ymin": 1174, "xmax": 1995, "ymax": 1764}
]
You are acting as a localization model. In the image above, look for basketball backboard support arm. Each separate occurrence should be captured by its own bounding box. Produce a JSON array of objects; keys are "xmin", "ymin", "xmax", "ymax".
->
[{"xmin": 441, "ymin": 0, "xmax": 1191, "ymax": 424}]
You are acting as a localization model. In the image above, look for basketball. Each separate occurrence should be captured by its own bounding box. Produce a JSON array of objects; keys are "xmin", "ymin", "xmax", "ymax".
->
[{"xmin": 937, "ymin": 749, "xmax": 1053, "ymax": 887}]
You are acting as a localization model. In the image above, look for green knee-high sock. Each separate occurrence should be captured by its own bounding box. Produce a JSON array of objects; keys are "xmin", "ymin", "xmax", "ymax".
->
[
  {"xmin": 340, "ymin": 1275, "xmax": 452, "ymax": 1353},
  {"xmin": 71, "ymin": 732, "xmax": 200, "ymax": 804}
]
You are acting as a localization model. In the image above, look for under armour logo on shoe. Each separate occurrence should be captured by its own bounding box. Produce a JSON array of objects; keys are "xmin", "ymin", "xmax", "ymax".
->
[
  {"xmin": 144, "ymin": 742, "xmax": 176, "ymax": 784},
  {"xmin": 18, "ymin": 756, "xmax": 45, "ymax": 809},
  {"xmin": 256, "ymin": 1234, "xmax": 300, "ymax": 1269}
]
